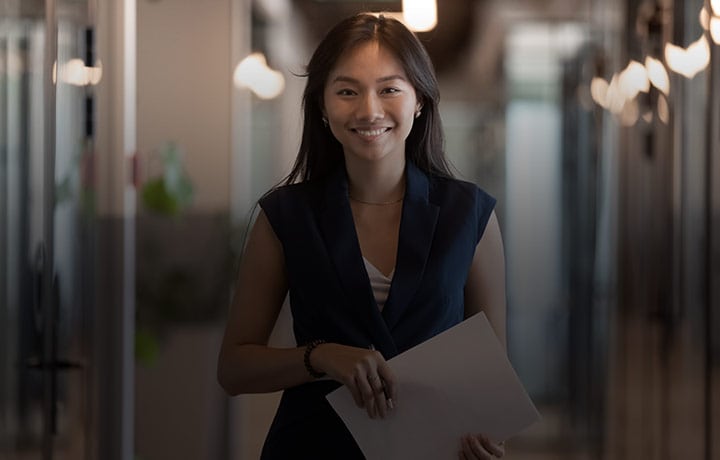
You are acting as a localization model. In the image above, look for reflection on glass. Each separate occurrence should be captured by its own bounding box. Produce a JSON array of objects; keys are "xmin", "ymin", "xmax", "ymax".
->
[
  {"xmin": 591, "ymin": 56, "xmax": 671, "ymax": 121},
  {"xmin": 700, "ymin": 6, "xmax": 710, "ymax": 29},
  {"xmin": 618, "ymin": 60, "xmax": 649, "ymax": 100},
  {"xmin": 664, "ymin": 34, "xmax": 710, "ymax": 79},
  {"xmin": 711, "ymin": 17, "xmax": 720, "ymax": 44},
  {"xmin": 55, "ymin": 58, "xmax": 102, "ymax": 86},
  {"xmin": 657, "ymin": 93, "xmax": 669, "ymax": 124},
  {"xmin": 644, "ymin": 56, "xmax": 670, "ymax": 95}
]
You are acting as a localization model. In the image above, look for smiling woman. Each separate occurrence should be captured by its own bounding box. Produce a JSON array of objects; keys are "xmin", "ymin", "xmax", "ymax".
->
[{"xmin": 217, "ymin": 12, "xmax": 507, "ymax": 460}]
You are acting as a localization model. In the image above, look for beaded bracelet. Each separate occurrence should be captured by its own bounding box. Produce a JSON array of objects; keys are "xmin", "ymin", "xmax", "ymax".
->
[{"xmin": 304, "ymin": 339, "xmax": 327, "ymax": 378}]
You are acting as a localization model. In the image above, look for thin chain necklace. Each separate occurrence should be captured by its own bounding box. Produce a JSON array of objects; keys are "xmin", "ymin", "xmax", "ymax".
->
[{"xmin": 349, "ymin": 195, "xmax": 404, "ymax": 206}]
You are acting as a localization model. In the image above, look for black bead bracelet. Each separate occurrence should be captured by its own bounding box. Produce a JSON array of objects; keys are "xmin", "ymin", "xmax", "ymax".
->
[{"xmin": 304, "ymin": 339, "xmax": 327, "ymax": 378}]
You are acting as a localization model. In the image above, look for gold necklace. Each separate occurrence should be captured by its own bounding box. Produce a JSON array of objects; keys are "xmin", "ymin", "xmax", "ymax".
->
[{"xmin": 349, "ymin": 195, "xmax": 404, "ymax": 206}]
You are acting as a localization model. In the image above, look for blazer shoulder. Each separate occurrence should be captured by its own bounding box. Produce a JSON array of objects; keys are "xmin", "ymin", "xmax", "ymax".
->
[
  {"xmin": 259, "ymin": 181, "xmax": 319, "ymax": 211},
  {"xmin": 429, "ymin": 175, "xmax": 494, "ymax": 206},
  {"xmin": 429, "ymin": 175, "xmax": 496, "ymax": 241}
]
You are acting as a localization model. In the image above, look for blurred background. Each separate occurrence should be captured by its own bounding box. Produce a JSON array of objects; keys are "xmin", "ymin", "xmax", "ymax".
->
[{"xmin": 1, "ymin": 0, "xmax": 719, "ymax": 459}]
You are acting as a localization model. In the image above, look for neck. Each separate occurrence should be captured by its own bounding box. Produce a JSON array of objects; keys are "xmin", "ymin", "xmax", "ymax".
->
[{"xmin": 345, "ymin": 157, "xmax": 406, "ymax": 204}]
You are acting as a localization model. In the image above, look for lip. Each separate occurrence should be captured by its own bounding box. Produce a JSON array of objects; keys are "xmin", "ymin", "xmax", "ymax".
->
[{"xmin": 352, "ymin": 127, "xmax": 391, "ymax": 139}]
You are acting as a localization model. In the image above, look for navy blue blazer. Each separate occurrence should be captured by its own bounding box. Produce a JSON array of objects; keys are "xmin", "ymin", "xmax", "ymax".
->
[{"xmin": 258, "ymin": 162, "xmax": 496, "ymax": 459}]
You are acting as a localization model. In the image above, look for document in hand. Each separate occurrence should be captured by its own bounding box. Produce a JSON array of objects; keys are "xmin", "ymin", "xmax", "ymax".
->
[{"xmin": 326, "ymin": 312, "xmax": 540, "ymax": 460}]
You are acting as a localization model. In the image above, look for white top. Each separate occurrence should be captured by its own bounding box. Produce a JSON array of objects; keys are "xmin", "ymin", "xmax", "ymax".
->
[{"xmin": 363, "ymin": 257, "xmax": 394, "ymax": 311}]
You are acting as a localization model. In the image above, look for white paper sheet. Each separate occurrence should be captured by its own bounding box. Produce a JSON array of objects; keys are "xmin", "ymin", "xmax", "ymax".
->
[{"xmin": 326, "ymin": 312, "xmax": 540, "ymax": 460}]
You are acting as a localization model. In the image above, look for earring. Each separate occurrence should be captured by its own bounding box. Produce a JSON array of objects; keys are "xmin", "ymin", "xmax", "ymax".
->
[
  {"xmin": 414, "ymin": 110, "xmax": 421, "ymax": 119},
  {"xmin": 322, "ymin": 116, "xmax": 328, "ymax": 127}
]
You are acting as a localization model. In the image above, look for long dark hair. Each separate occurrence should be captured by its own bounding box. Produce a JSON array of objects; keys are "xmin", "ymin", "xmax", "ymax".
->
[{"xmin": 283, "ymin": 13, "xmax": 452, "ymax": 185}]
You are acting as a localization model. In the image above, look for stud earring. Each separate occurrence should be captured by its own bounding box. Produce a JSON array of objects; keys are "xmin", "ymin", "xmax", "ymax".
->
[
  {"xmin": 322, "ymin": 116, "xmax": 328, "ymax": 127},
  {"xmin": 414, "ymin": 110, "xmax": 421, "ymax": 119}
]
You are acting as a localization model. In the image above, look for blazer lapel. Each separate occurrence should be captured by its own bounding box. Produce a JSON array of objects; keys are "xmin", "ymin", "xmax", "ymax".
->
[
  {"xmin": 318, "ymin": 168, "xmax": 397, "ymax": 355},
  {"xmin": 382, "ymin": 163, "xmax": 440, "ymax": 331}
]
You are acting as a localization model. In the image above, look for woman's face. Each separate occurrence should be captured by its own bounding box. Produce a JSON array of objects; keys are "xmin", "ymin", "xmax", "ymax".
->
[{"xmin": 323, "ymin": 41, "xmax": 421, "ymax": 167}]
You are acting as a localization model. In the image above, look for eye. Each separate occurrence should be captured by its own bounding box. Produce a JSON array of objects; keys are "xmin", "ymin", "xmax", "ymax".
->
[
  {"xmin": 381, "ymin": 87, "xmax": 401, "ymax": 95},
  {"xmin": 336, "ymin": 88, "xmax": 356, "ymax": 96}
]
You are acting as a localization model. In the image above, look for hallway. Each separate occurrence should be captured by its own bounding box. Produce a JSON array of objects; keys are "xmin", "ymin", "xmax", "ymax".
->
[{"xmin": 2, "ymin": 0, "xmax": 719, "ymax": 459}]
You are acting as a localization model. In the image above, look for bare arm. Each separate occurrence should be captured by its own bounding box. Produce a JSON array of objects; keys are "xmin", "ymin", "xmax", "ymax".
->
[
  {"xmin": 217, "ymin": 210, "xmax": 313, "ymax": 395},
  {"xmin": 464, "ymin": 210, "xmax": 507, "ymax": 348}
]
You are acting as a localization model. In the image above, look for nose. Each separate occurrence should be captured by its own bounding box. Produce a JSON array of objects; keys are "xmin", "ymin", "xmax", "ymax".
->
[{"xmin": 355, "ymin": 92, "xmax": 384, "ymax": 122}]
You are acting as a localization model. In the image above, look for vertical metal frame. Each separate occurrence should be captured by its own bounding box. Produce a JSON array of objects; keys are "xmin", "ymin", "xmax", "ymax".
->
[
  {"xmin": 42, "ymin": 0, "xmax": 57, "ymax": 457},
  {"xmin": 93, "ymin": 0, "xmax": 136, "ymax": 457}
]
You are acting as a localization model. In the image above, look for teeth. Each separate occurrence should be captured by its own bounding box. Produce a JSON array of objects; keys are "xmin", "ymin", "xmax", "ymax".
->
[{"xmin": 356, "ymin": 128, "xmax": 387, "ymax": 137}]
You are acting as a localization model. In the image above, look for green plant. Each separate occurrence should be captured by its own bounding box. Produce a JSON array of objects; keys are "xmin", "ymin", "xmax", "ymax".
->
[{"xmin": 141, "ymin": 142, "xmax": 194, "ymax": 215}]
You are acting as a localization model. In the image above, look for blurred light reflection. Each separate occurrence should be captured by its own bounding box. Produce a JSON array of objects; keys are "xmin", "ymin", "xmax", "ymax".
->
[
  {"xmin": 711, "ymin": 17, "xmax": 720, "ymax": 44},
  {"xmin": 657, "ymin": 94, "xmax": 669, "ymax": 124},
  {"xmin": 62, "ymin": 58, "xmax": 103, "ymax": 86},
  {"xmin": 590, "ymin": 76, "xmax": 610, "ymax": 109},
  {"xmin": 52, "ymin": 58, "xmax": 103, "ymax": 86},
  {"xmin": 402, "ymin": 0, "xmax": 437, "ymax": 32},
  {"xmin": 665, "ymin": 35, "xmax": 710, "ymax": 79},
  {"xmin": 233, "ymin": 53, "xmax": 285, "ymax": 99},
  {"xmin": 644, "ymin": 56, "xmax": 670, "ymax": 95},
  {"xmin": 700, "ymin": 7, "xmax": 710, "ymax": 30},
  {"xmin": 619, "ymin": 97, "xmax": 639, "ymax": 126},
  {"xmin": 590, "ymin": 55, "xmax": 672, "ymax": 120},
  {"xmin": 618, "ymin": 60, "xmax": 649, "ymax": 100}
]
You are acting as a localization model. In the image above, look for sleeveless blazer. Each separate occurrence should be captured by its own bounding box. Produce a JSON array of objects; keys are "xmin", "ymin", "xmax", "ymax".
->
[{"xmin": 258, "ymin": 161, "xmax": 496, "ymax": 458}]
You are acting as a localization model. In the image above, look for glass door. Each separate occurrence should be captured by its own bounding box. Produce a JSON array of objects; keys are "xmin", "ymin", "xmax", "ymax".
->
[
  {"xmin": 1, "ymin": 0, "xmax": 99, "ymax": 458},
  {"xmin": 1, "ymin": 2, "xmax": 54, "ymax": 457}
]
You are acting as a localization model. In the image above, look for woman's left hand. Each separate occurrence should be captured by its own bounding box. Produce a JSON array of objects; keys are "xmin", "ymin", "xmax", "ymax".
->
[{"xmin": 458, "ymin": 433, "xmax": 505, "ymax": 459}]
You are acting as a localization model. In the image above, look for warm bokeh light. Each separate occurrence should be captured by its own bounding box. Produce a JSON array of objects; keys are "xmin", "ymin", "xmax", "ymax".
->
[
  {"xmin": 657, "ymin": 94, "xmax": 669, "ymax": 124},
  {"xmin": 644, "ymin": 56, "xmax": 670, "ymax": 95},
  {"xmin": 619, "ymin": 97, "xmax": 639, "ymax": 127},
  {"xmin": 591, "ymin": 57, "xmax": 671, "ymax": 125},
  {"xmin": 664, "ymin": 35, "xmax": 710, "ymax": 79},
  {"xmin": 700, "ymin": 7, "xmax": 710, "ymax": 30},
  {"xmin": 711, "ymin": 17, "xmax": 720, "ymax": 44},
  {"xmin": 590, "ymin": 77, "xmax": 609, "ymax": 109},
  {"xmin": 57, "ymin": 58, "xmax": 103, "ymax": 86},
  {"xmin": 233, "ymin": 53, "xmax": 285, "ymax": 99},
  {"xmin": 711, "ymin": 0, "xmax": 720, "ymax": 16},
  {"xmin": 606, "ymin": 74, "xmax": 627, "ymax": 115},
  {"xmin": 402, "ymin": 0, "xmax": 437, "ymax": 32},
  {"xmin": 618, "ymin": 60, "xmax": 649, "ymax": 100}
]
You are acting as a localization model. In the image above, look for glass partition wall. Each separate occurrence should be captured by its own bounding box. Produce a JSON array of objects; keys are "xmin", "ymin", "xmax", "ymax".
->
[
  {"xmin": 1, "ymin": 1, "xmax": 135, "ymax": 459},
  {"xmin": 1, "ymin": 2, "xmax": 97, "ymax": 458}
]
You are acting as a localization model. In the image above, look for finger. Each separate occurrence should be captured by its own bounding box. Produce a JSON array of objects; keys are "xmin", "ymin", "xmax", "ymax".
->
[
  {"xmin": 376, "ymin": 359, "xmax": 398, "ymax": 405},
  {"xmin": 349, "ymin": 375, "xmax": 366, "ymax": 409},
  {"xmin": 368, "ymin": 375, "xmax": 388, "ymax": 418},
  {"xmin": 356, "ymin": 374, "xmax": 377, "ymax": 418},
  {"xmin": 466, "ymin": 434, "xmax": 493, "ymax": 460},
  {"xmin": 479, "ymin": 436, "xmax": 504, "ymax": 457},
  {"xmin": 461, "ymin": 436, "xmax": 481, "ymax": 460}
]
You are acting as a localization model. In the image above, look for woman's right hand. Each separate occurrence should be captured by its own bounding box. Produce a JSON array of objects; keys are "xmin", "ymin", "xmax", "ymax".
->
[{"xmin": 311, "ymin": 343, "xmax": 397, "ymax": 419}]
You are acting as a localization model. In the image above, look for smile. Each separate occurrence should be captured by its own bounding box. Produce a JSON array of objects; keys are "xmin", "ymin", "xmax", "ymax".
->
[{"xmin": 353, "ymin": 127, "xmax": 390, "ymax": 137}]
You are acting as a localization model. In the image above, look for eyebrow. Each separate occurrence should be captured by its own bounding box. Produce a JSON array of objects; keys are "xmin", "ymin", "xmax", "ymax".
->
[{"xmin": 330, "ymin": 74, "xmax": 407, "ymax": 84}]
